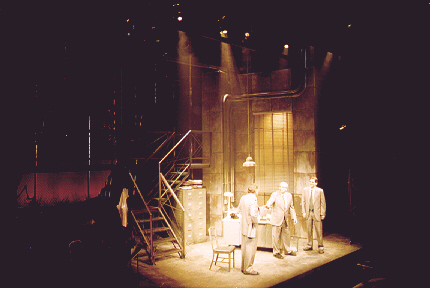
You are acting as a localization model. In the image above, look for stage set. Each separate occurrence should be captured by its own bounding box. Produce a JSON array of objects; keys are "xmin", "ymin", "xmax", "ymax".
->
[
  {"xmin": 129, "ymin": 233, "xmax": 363, "ymax": 288},
  {"xmin": 14, "ymin": 2, "xmax": 417, "ymax": 287}
]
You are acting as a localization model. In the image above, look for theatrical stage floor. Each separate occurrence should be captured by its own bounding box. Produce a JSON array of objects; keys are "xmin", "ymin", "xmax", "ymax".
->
[{"xmin": 130, "ymin": 233, "xmax": 364, "ymax": 288}]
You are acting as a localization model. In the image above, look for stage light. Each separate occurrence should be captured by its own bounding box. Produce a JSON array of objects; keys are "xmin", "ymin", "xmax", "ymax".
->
[
  {"xmin": 177, "ymin": 16, "xmax": 183, "ymax": 21},
  {"xmin": 283, "ymin": 44, "xmax": 289, "ymax": 55},
  {"xmin": 339, "ymin": 125, "xmax": 346, "ymax": 130},
  {"xmin": 220, "ymin": 30, "xmax": 228, "ymax": 38}
]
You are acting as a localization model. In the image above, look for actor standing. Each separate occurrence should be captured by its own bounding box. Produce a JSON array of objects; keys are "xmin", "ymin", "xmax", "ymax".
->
[
  {"xmin": 238, "ymin": 184, "xmax": 260, "ymax": 275},
  {"xmin": 265, "ymin": 182, "xmax": 297, "ymax": 259},
  {"xmin": 302, "ymin": 177, "xmax": 326, "ymax": 253}
]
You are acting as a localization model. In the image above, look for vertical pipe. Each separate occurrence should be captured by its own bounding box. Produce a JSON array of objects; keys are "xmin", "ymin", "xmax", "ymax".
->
[
  {"xmin": 271, "ymin": 114, "xmax": 275, "ymax": 188},
  {"xmin": 190, "ymin": 136, "xmax": 193, "ymax": 179},
  {"xmin": 182, "ymin": 207, "xmax": 186, "ymax": 258},
  {"xmin": 222, "ymin": 93, "xmax": 226, "ymax": 195},
  {"xmin": 150, "ymin": 213, "xmax": 153, "ymax": 263},
  {"xmin": 159, "ymin": 163, "xmax": 161, "ymax": 206},
  {"xmin": 189, "ymin": 54, "xmax": 192, "ymax": 131}
]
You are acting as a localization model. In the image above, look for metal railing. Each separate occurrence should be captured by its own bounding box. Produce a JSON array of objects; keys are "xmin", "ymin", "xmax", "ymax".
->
[{"xmin": 157, "ymin": 130, "xmax": 211, "ymax": 251}]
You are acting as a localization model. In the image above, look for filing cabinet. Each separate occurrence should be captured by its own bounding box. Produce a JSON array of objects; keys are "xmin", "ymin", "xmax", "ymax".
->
[{"xmin": 176, "ymin": 187, "xmax": 207, "ymax": 245}]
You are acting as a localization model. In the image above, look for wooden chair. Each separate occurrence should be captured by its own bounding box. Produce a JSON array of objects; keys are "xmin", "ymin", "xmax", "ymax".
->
[{"xmin": 208, "ymin": 226, "xmax": 235, "ymax": 272}]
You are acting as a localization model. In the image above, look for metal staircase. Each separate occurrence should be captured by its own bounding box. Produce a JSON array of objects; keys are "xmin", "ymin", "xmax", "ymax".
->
[{"xmin": 129, "ymin": 130, "xmax": 210, "ymax": 264}]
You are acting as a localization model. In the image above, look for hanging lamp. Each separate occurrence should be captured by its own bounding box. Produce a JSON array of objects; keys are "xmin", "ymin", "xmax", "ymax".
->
[
  {"xmin": 243, "ymin": 155, "xmax": 256, "ymax": 167},
  {"xmin": 242, "ymin": 56, "xmax": 256, "ymax": 168}
]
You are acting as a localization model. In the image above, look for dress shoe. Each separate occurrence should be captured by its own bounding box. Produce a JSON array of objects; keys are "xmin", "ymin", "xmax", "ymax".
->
[
  {"xmin": 244, "ymin": 269, "xmax": 259, "ymax": 275},
  {"xmin": 318, "ymin": 247, "xmax": 324, "ymax": 254},
  {"xmin": 273, "ymin": 253, "xmax": 284, "ymax": 259},
  {"xmin": 303, "ymin": 246, "xmax": 313, "ymax": 251}
]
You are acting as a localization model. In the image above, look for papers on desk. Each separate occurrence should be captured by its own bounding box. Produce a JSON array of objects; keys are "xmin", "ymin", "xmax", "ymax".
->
[{"xmin": 259, "ymin": 206, "xmax": 270, "ymax": 220}]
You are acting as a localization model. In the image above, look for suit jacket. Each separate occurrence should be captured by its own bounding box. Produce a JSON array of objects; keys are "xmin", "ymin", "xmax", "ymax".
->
[
  {"xmin": 301, "ymin": 187, "xmax": 326, "ymax": 221},
  {"xmin": 266, "ymin": 191, "xmax": 297, "ymax": 226},
  {"xmin": 238, "ymin": 193, "xmax": 259, "ymax": 238}
]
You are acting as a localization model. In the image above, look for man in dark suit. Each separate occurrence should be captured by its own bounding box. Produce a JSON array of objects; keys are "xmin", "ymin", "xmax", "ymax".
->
[
  {"xmin": 238, "ymin": 184, "xmax": 260, "ymax": 275},
  {"xmin": 265, "ymin": 182, "xmax": 297, "ymax": 259},
  {"xmin": 302, "ymin": 177, "xmax": 326, "ymax": 253}
]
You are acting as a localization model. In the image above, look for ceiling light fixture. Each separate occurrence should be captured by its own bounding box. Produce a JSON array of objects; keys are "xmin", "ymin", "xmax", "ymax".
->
[{"xmin": 243, "ymin": 55, "xmax": 256, "ymax": 167}]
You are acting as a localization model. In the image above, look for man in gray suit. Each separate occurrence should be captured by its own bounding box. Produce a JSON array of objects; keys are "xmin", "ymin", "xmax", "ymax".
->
[
  {"xmin": 238, "ymin": 184, "xmax": 260, "ymax": 275},
  {"xmin": 302, "ymin": 177, "xmax": 326, "ymax": 253},
  {"xmin": 265, "ymin": 182, "xmax": 297, "ymax": 259}
]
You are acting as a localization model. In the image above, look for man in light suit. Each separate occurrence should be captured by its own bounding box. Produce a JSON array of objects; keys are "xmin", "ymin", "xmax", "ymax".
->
[
  {"xmin": 302, "ymin": 177, "xmax": 326, "ymax": 253},
  {"xmin": 265, "ymin": 182, "xmax": 297, "ymax": 259},
  {"xmin": 238, "ymin": 184, "xmax": 260, "ymax": 275}
]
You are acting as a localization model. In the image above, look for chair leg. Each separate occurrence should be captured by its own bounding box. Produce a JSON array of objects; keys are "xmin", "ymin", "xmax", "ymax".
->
[
  {"xmin": 209, "ymin": 253, "xmax": 215, "ymax": 270},
  {"xmin": 215, "ymin": 254, "xmax": 219, "ymax": 265},
  {"xmin": 228, "ymin": 254, "xmax": 231, "ymax": 272},
  {"xmin": 232, "ymin": 250, "xmax": 235, "ymax": 268}
]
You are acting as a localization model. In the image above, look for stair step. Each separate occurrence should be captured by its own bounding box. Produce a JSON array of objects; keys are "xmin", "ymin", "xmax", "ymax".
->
[
  {"xmin": 143, "ymin": 226, "xmax": 170, "ymax": 233},
  {"xmin": 168, "ymin": 171, "xmax": 189, "ymax": 175},
  {"xmin": 153, "ymin": 236, "xmax": 177, "ymax": 245},
  {"xmin": 132, "ymin": 207, "xmax": 159, "ymax": 214},
  {"xmin": 137, "ymin": 216, "xmax": 165, "ymax": 223}
]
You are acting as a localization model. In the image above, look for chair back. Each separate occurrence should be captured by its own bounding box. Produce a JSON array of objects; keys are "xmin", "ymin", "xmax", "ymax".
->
[{"xmin": 208, "ymin": 226, "xmax": 218, "ymax": 249}]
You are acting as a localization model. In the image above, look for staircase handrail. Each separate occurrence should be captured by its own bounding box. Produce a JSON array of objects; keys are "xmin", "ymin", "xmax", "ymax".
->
[
  {"xmin": 159, "ymin": 130, "xmax": 193, "ymax": 164},
  {"xmin": 145, "ymin": 131, "xmax": 176, "ymax": 163},
  {"xmin": 160, "ymin": 172, "xmax": 185, "ymax": 212},
  {"xmin": 129, "ymin": 172, "xmax": 153, "ymax": 217},
  {"xmin": 159, "ymin": 163, "xmax": 190, "ymax": 199}
]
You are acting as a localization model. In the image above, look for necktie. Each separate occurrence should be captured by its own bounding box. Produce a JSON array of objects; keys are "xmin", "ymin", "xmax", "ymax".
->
[{"xmin": 309, "ymin": 189, "xmax": 314, "ymax": 211}]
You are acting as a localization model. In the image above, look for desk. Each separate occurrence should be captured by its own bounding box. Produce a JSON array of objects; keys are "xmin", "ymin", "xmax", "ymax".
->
[{"xmin": 222, "ymin": 216, "xmax": 272, "ymax": 248}]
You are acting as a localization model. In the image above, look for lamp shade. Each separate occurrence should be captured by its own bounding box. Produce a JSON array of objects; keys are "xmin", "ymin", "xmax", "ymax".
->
[{"xmin": 243, "ymin": 156, "xmax": 256, "ymax": 167}]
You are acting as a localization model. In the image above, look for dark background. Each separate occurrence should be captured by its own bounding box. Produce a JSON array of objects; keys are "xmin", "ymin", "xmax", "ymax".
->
[{"xmin": 6, "ymin": 0, "xmax": 428, "ymax": 286}]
